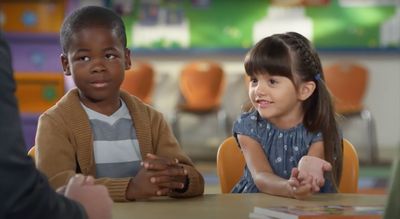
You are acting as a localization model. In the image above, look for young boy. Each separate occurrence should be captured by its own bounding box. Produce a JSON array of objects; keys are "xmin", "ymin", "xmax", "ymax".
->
[{"xmin": 35, "ymin": 6, "xmax": 204, "ymax": 202}]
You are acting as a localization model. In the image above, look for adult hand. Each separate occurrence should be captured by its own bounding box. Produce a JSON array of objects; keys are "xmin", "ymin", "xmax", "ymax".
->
[{"xmin": 65, "ymin": 174, "xmax": 113, "ymax": 219}]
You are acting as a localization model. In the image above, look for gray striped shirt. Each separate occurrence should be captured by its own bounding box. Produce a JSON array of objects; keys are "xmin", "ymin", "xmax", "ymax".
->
[{"xmin": 81, "ymin": 100, "xmax": 142, "ymax": 178}]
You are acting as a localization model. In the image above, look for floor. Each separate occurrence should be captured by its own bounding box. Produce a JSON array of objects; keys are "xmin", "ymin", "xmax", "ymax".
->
[{"xmin": 194, "ymin": 161, "xmax": 392, "ymax": 195}]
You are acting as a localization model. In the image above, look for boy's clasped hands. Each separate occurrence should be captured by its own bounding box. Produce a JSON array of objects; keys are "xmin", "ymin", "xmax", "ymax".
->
[
  {"xmin": 288, "ymin": 156, "xmax": 332, "ymax": 199},
  {"xmin": 126, "ymin": 153, "xmax": 188, "ymax": 200}
]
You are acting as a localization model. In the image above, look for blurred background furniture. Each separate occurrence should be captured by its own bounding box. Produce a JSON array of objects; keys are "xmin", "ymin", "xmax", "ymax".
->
[
  {"xmin": 216, "ymin": 136, "xmax": 359, "ymax": 194},
  {"xmin": 171, "ymin": 61, "xmax": 229, "ymax": 144},
  {"xmin": 324, "ymin": 62, "xmax": 378, "ymax": 164},
  {"xmin": 121, "ymin": 61, "xmax": 155, "ymax": 105},
  {"xmin": 15, "ymin": 72, "xmax": 65, "ymax": 114}
]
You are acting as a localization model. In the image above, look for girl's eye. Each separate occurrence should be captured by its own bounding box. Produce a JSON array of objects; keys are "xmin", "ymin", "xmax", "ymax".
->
[
  {"xmin": 269, "ymin": 79, "xmax": 278, "ymax": 85},
  {"xmin": 250, "ymin": 78, "xmax": 258, "ymax": 86}
]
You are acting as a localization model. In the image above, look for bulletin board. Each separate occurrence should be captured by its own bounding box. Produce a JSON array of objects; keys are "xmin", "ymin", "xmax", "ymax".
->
[{"xmin": 106, "ymin": 0, "xmax": 400, "ymax": 52}]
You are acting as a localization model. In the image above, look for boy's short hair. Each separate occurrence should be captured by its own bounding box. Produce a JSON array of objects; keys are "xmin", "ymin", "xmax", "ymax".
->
[{"xmin": 60, "ymin": 6, "xmax": 127, "ymax": 53}]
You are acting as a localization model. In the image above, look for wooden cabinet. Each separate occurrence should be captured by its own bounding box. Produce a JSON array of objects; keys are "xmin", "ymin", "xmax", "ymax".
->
[{"xmin": 1, "ymin": 1, "xmax": 66, "ymax": 33}]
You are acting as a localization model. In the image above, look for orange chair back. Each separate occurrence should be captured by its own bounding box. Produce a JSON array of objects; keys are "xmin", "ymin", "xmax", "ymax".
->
[
  {"xmin": 216, "ymin": 136, "xmax": 245, "ymax": 193},
  {"xmin": 216, "ymin": 136, "xmax": 359, "ymax": 193},
  {"xmin": 179, "ymin": 61, "xmax": 225, "ymax": 111},
  {"xmin": 324, "ymin": 63, "xmax": 368, "ymax": 114},
  {"xmin": 121, "ymin": 62, "xmax": 155, "ymax": 104},
  {"xmin": 339, "ymin": 139, "xmax": 359, "ymax": 193}
]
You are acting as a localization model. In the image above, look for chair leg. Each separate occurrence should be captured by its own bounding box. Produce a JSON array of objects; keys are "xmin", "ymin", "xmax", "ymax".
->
[
  {"xmin": 217, "ymin": 109, "xmax": 229, "ymax": 139},
  {"xmin": 171, "ymin": 110, "xmax": 181, "ymax": 144},
  {"xmin": 361, "ymin": 109, "xmax": 379, "ymax": 164}
]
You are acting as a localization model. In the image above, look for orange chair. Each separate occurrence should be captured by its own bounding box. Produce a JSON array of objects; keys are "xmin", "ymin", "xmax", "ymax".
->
[
  {"xmin": 216, "ymin": 136, "xmax": 359, "ymax": 193},
  {"xmin": 171, "ymin": 61, "xmax": 228, "ymax": 142},
  {"xmin": 28, "ymin": 146, "xmax": 36, "ymax": 161},
  {"xmin": 121, "ymin": 61, "xmax": 155, "ymax": 104},
  {"xmin": 216, "ymin": 137, "xmax": 245, "ymax": 193},
  {"xmin": 324, "ymin": 63, "xmax": 378, "ymax": 164},
  {"xmin": 340, "ymin": 139, "xmax": 359, "ymax": 193}
]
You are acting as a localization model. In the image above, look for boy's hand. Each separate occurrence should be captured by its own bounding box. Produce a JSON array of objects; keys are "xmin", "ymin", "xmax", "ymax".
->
[
  {"xmin": 142, "ymin": 153, "xmax": 188, "ymax": 189},
  {"xmin": 126, "ymin": 167, "xmax": 170, "ymax": 200},
  {"xmin": 142, "ymin": 153, "xmax": 180, "ymax": 170},
  {"xmin": 288, "ymin": 168, "xmax": 314, "ymax": 200},
  {"xmin": 126, "ymin": 154, "xmax": 188, "ymax": 200}
]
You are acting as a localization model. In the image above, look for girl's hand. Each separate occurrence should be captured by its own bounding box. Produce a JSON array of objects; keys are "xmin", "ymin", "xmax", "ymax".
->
[
  {"xmin": 288, "ymin": 168, "xmax": 314, "ymax": 200},
  {"xmin": 297, "ymin": 156, "xmax": 332, "ymax": 191}
]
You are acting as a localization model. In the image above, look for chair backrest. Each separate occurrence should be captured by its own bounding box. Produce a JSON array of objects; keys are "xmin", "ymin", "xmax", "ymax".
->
[
  {"xmin": 339, "ymin": 139, "xmax": 359, "ymax": 193},
  {"xmin": 324, "ymin": 63, "xmax": 368, "ymax": 114},
  {"xmin": 121, "ymin": 61, "xmax": 155, "ymax": 104},
  {"xmin": 28, "ymin": 146, "xmax": 36, "ymax": 161},
  {"xmin": 179, "ymin": 61, "xmax": 225, "ymax": 111},
  {"xmin": 216, "ymin": 136, "xmax": 359, "ymax": 193},
  {"xmin": 216, "ymin": 136, "xmax": 245, "ymax": 193}
]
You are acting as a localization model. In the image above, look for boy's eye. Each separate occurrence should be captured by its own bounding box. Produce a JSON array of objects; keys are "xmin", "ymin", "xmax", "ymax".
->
[
  {"xmin": 106, "ymin": 54, "xmax": 116, "ymax": 59},
  {"xmin": 79, "ymin": 56, "xmax": 90, "ymax": 61}
]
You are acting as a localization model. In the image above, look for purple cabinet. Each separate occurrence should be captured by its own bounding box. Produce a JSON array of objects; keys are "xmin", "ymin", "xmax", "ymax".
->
[{"xmin": 6, "ymin": 33, "xmax": 63, "ymax": 72}]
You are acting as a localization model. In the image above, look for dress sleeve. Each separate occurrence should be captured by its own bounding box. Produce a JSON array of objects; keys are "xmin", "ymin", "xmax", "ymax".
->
[
  {"xmin": 310, "ymin": 132, "xmax": 323, "ymax": 144},
  {"xmin": 232, "ymin": 111, "xmax": 263, "ymax": 145}
]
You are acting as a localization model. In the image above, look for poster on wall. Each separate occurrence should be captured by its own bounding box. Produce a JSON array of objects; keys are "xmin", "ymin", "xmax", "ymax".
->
[{"xmin": 100, "ymin": 0, "xmax": 400, "ymax": 52}]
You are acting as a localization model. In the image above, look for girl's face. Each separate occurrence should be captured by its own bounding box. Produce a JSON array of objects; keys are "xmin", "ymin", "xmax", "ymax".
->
[
  {"xmin": 61, "ymin": 26, "xmax": 131, "ymax": 108},
  {"xmin": 248, "ymin": 73, "xmax": 304, "ymax": 129}
]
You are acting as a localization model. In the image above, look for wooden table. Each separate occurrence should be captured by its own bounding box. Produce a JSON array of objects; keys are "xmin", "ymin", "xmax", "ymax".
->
[{"xmin": 112, "ymin": 193, "xmax": 387, "ymax": 219}]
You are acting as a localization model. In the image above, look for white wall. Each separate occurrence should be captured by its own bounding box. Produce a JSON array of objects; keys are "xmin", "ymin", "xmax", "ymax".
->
[{"xmin": 134, "ymin": 52, "xmax": 400, "ymax": 161}]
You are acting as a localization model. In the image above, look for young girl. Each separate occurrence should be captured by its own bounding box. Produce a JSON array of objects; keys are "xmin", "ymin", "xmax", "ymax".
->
[{"xmin": 232, "ymin": 32, "xmax": 342, "ymax": 199}]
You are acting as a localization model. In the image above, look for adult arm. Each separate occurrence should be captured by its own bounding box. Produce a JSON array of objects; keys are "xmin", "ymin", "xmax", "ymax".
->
[{"xmin": 0, "ymin": 32, "xmax": 87, "ymax": 219}]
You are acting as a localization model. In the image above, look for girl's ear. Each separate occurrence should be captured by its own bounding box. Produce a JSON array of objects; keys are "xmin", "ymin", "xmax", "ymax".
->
[
  {"xmin": 298, "ymin": 81, "xmax": 316, "ymax": 101},
  {"xmin": 124, "ymin": 48, "xmax": 131, "ymax": 70},
  {"xmin": 60, "ymin": 54, "xmax": 71, "ymax": 76}
]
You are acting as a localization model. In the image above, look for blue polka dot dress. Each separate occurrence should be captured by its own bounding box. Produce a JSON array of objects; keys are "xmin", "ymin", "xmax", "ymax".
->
[{"xmin": 231, "ymin": 110, "xmax": 336, "ymax": 193}]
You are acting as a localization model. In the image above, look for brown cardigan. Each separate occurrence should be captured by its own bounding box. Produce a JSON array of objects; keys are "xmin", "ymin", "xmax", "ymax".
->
[{"xmin": 35, "ymin": 88, "xmax": 204, "ymax": 201}]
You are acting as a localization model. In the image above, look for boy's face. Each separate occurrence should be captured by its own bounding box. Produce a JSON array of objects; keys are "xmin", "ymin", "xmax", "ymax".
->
[{"xmin": 61, "ymin": 26, "xmax": 131, "ymax": 105}]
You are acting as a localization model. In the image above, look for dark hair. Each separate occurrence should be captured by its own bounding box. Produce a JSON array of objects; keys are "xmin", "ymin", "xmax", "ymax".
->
[
  {"xmin": 60, "ymin": 6, "xmax": 127, "ymax": 53},
  {"xmin": 244, "ymin": 32, "xmax": 343, "ymax": 188}
]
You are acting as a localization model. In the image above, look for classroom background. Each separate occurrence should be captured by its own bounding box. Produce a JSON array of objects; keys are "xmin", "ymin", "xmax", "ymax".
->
[{"xmin": 1, "ymin": 0, "xmax": 399, "ymax": 194}]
